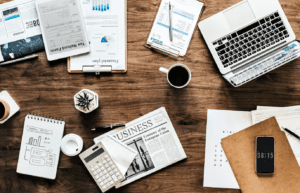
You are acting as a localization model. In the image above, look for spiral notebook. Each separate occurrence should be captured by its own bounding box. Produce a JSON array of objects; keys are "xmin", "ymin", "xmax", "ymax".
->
[{"xmin": 17, "ymin": 114, "xmax": 65, "ymax": 179}]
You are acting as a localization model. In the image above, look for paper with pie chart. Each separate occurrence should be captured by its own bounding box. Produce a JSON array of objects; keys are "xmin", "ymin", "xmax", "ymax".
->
[{"xmin": 91, "ymin": 31, "xmax": 118, "ymax": 57}]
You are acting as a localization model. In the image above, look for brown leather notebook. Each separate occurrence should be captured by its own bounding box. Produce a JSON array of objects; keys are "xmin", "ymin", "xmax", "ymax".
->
[{"xmin": 221, "ymin": 117, "xmax": 300, "ymax": 193}]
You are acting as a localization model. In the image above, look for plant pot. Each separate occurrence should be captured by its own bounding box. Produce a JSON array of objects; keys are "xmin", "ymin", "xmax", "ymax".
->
[{"xmin": 74, "ymin": 89, "xmax": 99, "ymax": 114}]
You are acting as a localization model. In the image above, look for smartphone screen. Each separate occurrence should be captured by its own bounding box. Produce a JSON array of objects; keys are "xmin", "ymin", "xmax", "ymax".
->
[{"xmin": 256, "ymin": 137, "xmax": 274, "ymax": 175}]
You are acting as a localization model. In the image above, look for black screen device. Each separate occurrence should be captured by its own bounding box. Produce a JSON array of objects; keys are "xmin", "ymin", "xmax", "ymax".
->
[{"xmin": 256, "ymin": 136, "xmax": 274, "ymax": 176}]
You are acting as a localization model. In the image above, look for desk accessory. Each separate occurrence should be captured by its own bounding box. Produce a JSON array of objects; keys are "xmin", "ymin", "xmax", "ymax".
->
[
  {"xmin": 0, "ymin": 91, "xmax": 19, "ymax": 124},
  {"xmin": 74, "ymin": 89, "xmax": 99, "ymax": 113},
  {"xmin": 67, "ymin": 0, "xmax": 127, "ymax": 74},
  {"xmin": 283, "ymin": 127, "xmax": 300, "ymax": 140},
  {"xmin": 222, "ymin": 117, "xmax": 300, "ymax": 192},
  {"xmin": 91, "ymin": 123, "xmax": 126, "ymax": 131},
  {"xmin": 168, "ymin": 1, "xmax": 173, "ymax": 42},
  {"xmin": 17, "ymin": 114, "xmax": 65, "ymax": 179},
  {"xmin": 145, "ymin": 0, "xmax": 204, "ymax": 58},
  {"xmin": 79, "ymin": 141, "xmax": 125, "ymax": 192},
  {"xmin": 61, "ymin": 134, "xmax": 83, "ymax": 156},
  {"xmin": 0, "ymin": 54, "xmax": 38, "ymax": 65},
  {"xmin": 159, "ymin": 63, "xmax": 191, "ymax": 88}
]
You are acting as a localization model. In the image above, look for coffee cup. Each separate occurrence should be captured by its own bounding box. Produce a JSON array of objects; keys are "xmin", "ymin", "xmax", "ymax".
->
[
  {"xmin": 0, "ymin": 100, "xmax": 10, "ymax": 121},
  {"xmin": 61, "ymin": 134, "xmax": 83, "ymax": 156},
  {"xmin": 159, "ymin": 63, "xmax": 191, "ymax": 88}
]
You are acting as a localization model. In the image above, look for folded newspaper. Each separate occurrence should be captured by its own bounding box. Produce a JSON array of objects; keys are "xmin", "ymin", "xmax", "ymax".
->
[{"xmin": 94, "ymin": 107, "xmax": 187, "ymax": 188}]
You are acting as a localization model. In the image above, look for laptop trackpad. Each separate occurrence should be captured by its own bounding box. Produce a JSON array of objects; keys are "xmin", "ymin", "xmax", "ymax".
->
[{"xmin": 223, "ymin": 1, "xmax": 256, "ymax": 30}]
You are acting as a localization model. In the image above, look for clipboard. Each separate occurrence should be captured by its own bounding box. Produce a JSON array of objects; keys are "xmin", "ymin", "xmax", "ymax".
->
[
  {"xmin": 145, "ymin": 0, "xmax": 205, "ymax": 59},
  {"xmin": 67, "ymin": 0, "xmax": 127, "ymax": 74}
]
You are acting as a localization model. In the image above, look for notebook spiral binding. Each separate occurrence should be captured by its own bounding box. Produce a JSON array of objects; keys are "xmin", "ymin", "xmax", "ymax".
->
[{"xmin": 27, "ymin": 113, "xmax": 63, "ymax": 124}]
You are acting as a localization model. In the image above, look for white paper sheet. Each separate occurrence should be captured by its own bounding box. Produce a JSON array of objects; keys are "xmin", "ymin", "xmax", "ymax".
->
[
  {"xmin": 203, "ymin": 110, "xmax": 252, "ymax": 189},
  {"xmin": 94, "ymin": 134, "xmax": 137, "ymax": 176},
  {"xmin": 147, "ymin": 0, "xmax": 203, "ymax": 56}
]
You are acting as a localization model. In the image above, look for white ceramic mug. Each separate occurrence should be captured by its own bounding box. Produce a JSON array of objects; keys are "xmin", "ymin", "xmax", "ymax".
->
[{"xmin": 159, "ymin": 63, "xmax": 191, "ymax": 88}]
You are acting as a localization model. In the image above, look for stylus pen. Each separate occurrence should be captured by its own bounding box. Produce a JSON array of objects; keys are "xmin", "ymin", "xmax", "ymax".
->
[
  {"xmin": 169, "ymin": 1, "xmax": 173, "ymax": 42},
  {"xmin": 91, "ymin": 123, "xmax": 126, "ymax": 131},
  {"xmin": 283, "ymin": 127, "xmax": 300, "ymax": 140}
]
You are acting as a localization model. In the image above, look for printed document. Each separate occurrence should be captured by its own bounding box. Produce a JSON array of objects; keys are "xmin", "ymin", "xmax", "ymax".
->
[
  {"xmin": 204, "ymin": 110, "xmax": 252, "ymax": 189},
  {"xmin": 147, "ymin": 0, "xmax": 204, "ymax": 56},
  {"xmin": 36, "ymin": 0, "xmax": 89, "ymax": 60},
  {"xmin": 94, "ymin": 107, "xmax": 186, "ymax": 188},
  {"xmin": 0, "ymin": 0, "xmax": 43, "ymax": 62},
  {"xmin": 69, "ymin": 0, "xmax": 126, "ymax": 71}
]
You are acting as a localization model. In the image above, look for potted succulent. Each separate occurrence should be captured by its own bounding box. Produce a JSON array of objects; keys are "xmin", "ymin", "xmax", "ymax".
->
[{"xmin": 74, "ymin": 89, "xmax": 98, "ymax": 113}]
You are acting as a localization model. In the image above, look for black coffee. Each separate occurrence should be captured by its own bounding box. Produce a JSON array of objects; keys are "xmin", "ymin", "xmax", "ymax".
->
[
  {"xmin": 0, "ymin": 102, "xmax": 5, "ymax": 119},
  {"xmin": 168, "ymin": 66, "xmax": 189, "ymax": 87}
]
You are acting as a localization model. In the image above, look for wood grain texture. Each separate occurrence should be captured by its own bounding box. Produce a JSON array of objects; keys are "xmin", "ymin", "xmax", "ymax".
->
[{"xmin": 0, "ymin": 0, "xmax": 299, "ymax": 192}]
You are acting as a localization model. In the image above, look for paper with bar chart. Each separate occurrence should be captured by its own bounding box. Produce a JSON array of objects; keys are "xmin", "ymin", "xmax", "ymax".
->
[
  {"xmin": 17, "ymin": 115, "xmax": 65, "ymax": 179},
  {"xmin": 69, "ymin": 0, "xmax": 126, "ymax": 72}
]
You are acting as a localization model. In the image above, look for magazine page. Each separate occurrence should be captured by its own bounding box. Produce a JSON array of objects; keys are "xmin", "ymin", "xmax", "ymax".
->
[
  {"xmin": 0, "ymin": 0, "xmax": 43, "ymax": 62},
  {"xmin": 94, "ymin": 107, "xmax": 186, "ymax": 188}
]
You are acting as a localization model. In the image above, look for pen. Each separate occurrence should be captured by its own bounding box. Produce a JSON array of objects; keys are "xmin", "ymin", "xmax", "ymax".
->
[
  {"xmin": 0, "ymin": 54, "xmax": 38, "ymax": 65},
  {"xmin": 91, "ymin": 123, "xmax": 126, "ymax": 131},
  {"xmin": 283, "ymin": 127, "xmax": 300, "ymax": 140},
  {"xmin": 169, "ymin": 1, "xmax": 173, "ymax": 42}
]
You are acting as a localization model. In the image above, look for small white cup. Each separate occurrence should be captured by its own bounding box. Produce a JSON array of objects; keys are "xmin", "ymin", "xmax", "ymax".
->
[
  {"xmin": 159, "ymin": 63, "xmax": 191, "ymax": 88},
  {"xmin": 61, "ymin": 134, "xmax": 83, "ymax": 156}
]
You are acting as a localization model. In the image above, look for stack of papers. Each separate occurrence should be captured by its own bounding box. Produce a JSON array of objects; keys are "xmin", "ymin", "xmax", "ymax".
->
[{"xmin": 204, "ymin": 105, "xmax": 300, "ymax": 189}]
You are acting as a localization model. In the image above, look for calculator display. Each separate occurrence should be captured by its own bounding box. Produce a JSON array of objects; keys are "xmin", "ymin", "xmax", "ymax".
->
[{"xmin": 84, "ymin": 148, "xmax": 105, "ymax": 163}]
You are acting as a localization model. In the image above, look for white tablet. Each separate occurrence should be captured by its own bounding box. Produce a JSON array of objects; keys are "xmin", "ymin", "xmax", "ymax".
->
[{"xmin": 35, "ymin": 0, "xmax": 90, "ymax": 61}]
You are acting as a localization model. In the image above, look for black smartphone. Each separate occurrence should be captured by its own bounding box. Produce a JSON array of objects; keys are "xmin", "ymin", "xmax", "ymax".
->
[{"xmin": 255, "ymin": 136, "xmax": 274, "ymax": 176}]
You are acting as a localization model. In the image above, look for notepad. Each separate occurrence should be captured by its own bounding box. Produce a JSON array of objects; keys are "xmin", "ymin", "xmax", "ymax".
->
[{"xmin": 17, "ymin": 114, "xmax": 65, "ymax": 179}]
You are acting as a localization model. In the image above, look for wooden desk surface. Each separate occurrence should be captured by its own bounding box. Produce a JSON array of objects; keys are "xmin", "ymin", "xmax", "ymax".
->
[{"xmin": 0, "ymin": 0, "xmax": 299, "ymax": 192}]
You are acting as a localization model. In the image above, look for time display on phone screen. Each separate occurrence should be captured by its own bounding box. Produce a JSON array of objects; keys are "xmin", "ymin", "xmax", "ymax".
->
[{"xmin": 256, "ymin": 136, "xmax": 274, "ymax": 175}]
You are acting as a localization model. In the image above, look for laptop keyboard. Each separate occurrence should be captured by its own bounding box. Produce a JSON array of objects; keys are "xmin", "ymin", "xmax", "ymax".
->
[{"xmin": 213, "ymin": 12, "xmax": 290, "ymax": 68}]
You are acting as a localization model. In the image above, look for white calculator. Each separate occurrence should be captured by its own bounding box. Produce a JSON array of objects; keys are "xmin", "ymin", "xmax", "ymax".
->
[{"xmin": 79, "ymin": 142, "xmax": 125, "ymax": 192}]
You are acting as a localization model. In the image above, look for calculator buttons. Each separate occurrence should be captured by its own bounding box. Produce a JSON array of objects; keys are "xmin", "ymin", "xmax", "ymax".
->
[
  {"xmin": 95, "ymin": 175, "xmax": 99, "ymax": 179},
  {"xmin": 109, "ymin": 171, "xmax": 113, "ymax": 175},
  {"xmin": 93, "ymin": 171, "xmax": 97, "ymax": 176},
  {"xmin": 105, "ymin": 174, "xmax": 109, "ymax": 178},
  {"xmin": 116, "ymin": 172, "xmax": 120, "ymax": 176},
  {"xmin": 96, "ymin": 169, "xmax": 100, "ymax": 173},
  {"xmin": 103, "ymin": 180, "xmax": 108, "ymax": 183},
  {"xmin": 107, "ymin": 168, "xmax": 111, "ymax": 171},
  {"xmin": 102, "ymin": 160, "xmax": 107, "ymax": 164},
  {"xmin": 118, "ymin": 176, "xmax": 122, "ymax": 180},
  {"xmin": 98, "ymin": 163, "xmax": 102, "ymax": 166},
  {"xmin": 111, "ymin": 165, "xmax": 115, "ymax": 169},
  {"xmin": 112, "ymin": 175, "xmax": 117, "ymax": 182},
  {"xmin": 104, "ymin": 155, "xmax": 108, "ymax": 158},
  {"xmin": 102, "ymin": 185, "xmax": 106, "ymax": 189},
  {"xmin": 91, "ymin": 168, "xmax": 95, "ymax": 171},
  {"xmin": 95, "ymin": 165, "xmax": 99, "ymax": 169},
  {"xmin": 100, "ymin": 182, "xmax": 104, "ymax": 186},
  {"xmin": 110, "ymin": 181, "xmax": 114, "ymax": 185},
  {"xmin": 101, "ymin": 176, "xmax": 105, "ymax": 180},
  {"xmin": 107, "ymin": 177, "xmax": 112, "ymax": 181},
  {"xmin": 109, "ymin": 161, "xmax": 113, "ymax": 165},
  {"xmin": 113, "ymin": 169, "xmax": 117, "ymax": 173},
  {"xmin": 99, "ymin": 172, "xmax": 103, "ymax": 176},
  {"xmin": 103, "ymin": 170, "xmax": 107, "ymax": 174},
  {"xmin": 100, "ymin": 166, "xmax": 105, "ymax": 170}
]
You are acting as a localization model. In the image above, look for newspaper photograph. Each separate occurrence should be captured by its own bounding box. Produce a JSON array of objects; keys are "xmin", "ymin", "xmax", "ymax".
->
[{"xmin": 94, "ymin": 107, "xmax": 187, "ymax": 188}]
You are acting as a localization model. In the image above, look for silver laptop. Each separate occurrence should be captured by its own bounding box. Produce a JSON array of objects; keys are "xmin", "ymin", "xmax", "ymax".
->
[{"xmin": 198, "ymin": 0, "xmax": 299, "ymax": 87}]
